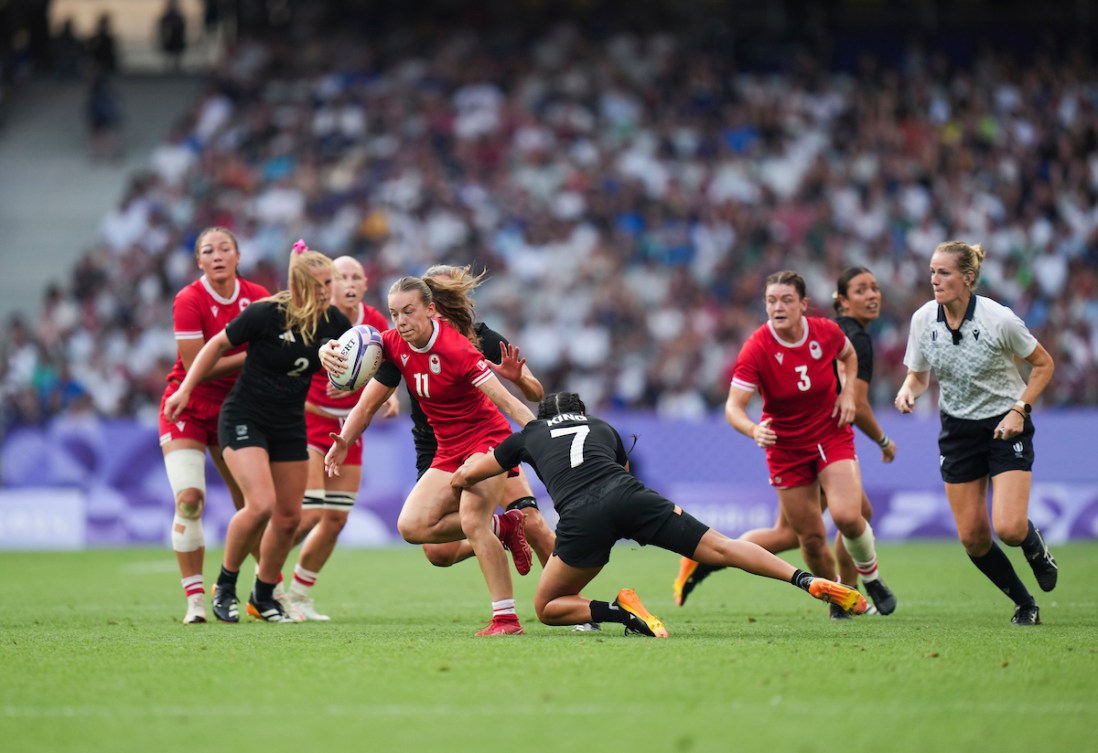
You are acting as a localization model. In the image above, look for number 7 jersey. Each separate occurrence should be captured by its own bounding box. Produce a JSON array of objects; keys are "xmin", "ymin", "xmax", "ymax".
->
[{"xmin": 730, "ymin": 316, "xmax": 852, "ymax": 450}]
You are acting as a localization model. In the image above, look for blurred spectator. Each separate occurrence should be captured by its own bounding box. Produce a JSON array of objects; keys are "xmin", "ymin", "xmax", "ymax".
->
[
  {"xmin": 3, "ymin": 16, "xmax": 1098, "ymax": 436},
  {"xmin": 84, "ymin": 12, "xmax": 117, "ymax": 75},
  {"xmin": 156, "ymin": 0, "xmax": 186, "ymax": 73},
  {"xmin": 51, "ymin": 17, "xmax": 81, "ymax": 79}
]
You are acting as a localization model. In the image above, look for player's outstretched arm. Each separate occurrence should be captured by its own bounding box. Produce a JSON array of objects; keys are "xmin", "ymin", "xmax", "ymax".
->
[
  {"xmin": 452, "ymin": 451, "xmax": 507, "ymax": 489},
  {"xmin": 480, "ymin": 375, "xmax": 536, "ymax": 427}
]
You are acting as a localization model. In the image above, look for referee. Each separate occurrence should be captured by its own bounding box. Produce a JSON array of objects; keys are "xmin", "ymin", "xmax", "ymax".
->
[{"xmin": 896, "ymin": 241, "xmax": 1057, "ymax": 626}]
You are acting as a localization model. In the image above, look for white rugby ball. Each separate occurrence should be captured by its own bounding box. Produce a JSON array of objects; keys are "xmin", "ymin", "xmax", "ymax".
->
[{"xmin": 328, "ymin": 325, "xmax": 384, "ymax": 391}]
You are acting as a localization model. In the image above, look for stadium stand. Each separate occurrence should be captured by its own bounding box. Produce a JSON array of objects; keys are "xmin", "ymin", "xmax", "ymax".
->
[{"xmin": 2, "ymin": 2, "xmax": 1097, "ymax": 439}]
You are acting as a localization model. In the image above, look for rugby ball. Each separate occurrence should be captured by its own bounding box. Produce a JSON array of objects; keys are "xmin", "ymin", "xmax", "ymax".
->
[{"xmin": 328, "ymin": 325, "xmax": 384, "ymax": 391}]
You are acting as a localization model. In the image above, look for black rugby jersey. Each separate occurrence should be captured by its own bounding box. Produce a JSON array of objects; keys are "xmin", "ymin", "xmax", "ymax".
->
[
  {"xmin": 224, "ymin": 300, "xmax": 352, "ymax": 407},
  {"xmin": 835, "ymin": 315, "xmax": 874, "ymax": 384},
  {"xmin": 493, "ymin": 413, "xmax": 628, "ymax": 515}
]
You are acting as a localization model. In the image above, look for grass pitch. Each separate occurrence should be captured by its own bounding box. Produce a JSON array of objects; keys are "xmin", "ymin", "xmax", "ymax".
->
[{"xmin": 2, "ymin": 542, "xmax": 1096, "ymax": 753}]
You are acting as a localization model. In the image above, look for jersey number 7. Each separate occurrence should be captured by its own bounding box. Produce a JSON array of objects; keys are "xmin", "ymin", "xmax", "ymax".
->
[{"xmin": 550, "ymin": 426, "xmax": 590, "ymax": 468}]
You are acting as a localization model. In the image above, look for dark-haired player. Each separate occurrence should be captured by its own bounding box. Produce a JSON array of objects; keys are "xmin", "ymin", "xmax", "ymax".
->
[{"xmin": 451, "ymin": 392, "xmax": 868, "ymax": 638}]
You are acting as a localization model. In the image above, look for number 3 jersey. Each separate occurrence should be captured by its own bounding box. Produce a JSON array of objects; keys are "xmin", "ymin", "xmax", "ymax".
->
[
  {"xmin": 730, "ymin": 316, "xmax": 853, "ymax": 450},
  {"xmin": 380, "ymin": 319, "xmax": 511, "ymax": 452}
]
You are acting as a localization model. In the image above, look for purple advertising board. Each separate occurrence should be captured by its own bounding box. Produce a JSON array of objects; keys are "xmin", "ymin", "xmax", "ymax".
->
[{"xmin": 2, "ymin": 410, "xmax": 1097, "ymax": 549}]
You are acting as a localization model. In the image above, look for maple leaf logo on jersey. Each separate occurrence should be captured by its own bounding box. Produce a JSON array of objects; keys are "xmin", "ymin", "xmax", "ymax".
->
[
  {"xmin": 429, "ymin": 354, "xmax": 442, "ymax": 374},
  {"xmin": 809, "ymin": 340, "xmax": 822, "ymax": 359},
  {"xmin": 775, "ymin": 352, "xmax": 784, "ymax": 364}
]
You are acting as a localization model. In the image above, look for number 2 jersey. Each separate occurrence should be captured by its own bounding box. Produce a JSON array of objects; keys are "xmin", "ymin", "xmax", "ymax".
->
[
  {"xmin": 223, "ymin": 300, "xmax": 352, "ymax": 413},
  {"xmin": 730, "ymin": 316, "xmax": 853, "ymax": 450}
]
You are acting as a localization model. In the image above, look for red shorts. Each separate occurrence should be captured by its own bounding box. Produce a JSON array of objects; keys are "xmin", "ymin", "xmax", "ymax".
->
[
  {"xmin": 159, "ymin": 383, "xmax": 221, "ymax": 447},
  {"xmin": 306, "ymin": 412, "xmax": 362, "ymax": 466},
  {"xmin": 431, "ymin": 426, "xmax": 513, "ymax": 473},
  {"xmin": 765, "ymin": 432, "xmax": 857, "ymax": 488}
]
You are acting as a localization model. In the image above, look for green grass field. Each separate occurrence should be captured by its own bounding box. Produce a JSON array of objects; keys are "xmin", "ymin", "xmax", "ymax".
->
[{"xmin": 2, "ymin": 542, "xmax": 1096, "ymax": 753}]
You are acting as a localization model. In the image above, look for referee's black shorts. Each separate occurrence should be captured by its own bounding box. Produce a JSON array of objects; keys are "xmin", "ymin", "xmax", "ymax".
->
[
  {"xmin": 938, "ymin": 410, "xmax": 1035, "ymax": 484},
  {"xmin": 553, "ymin": 475, "xmax": 709, "ymax": 568}
]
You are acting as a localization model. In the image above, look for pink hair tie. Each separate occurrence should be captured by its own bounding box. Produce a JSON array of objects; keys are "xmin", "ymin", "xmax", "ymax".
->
[{"xmin": 292, "ymin": 239, "xmax": 309, "ymax": 254}]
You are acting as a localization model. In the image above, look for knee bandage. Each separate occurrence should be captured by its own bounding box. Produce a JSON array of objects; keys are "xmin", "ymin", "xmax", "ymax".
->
[
  {"xmin": 302, "ymin": 489, "xmax": 326, "ymax": 509},
  {"xmin": 324, "ymin": 490, "xmax": 357, "ymax": 511},
  {"xmin": 165, "ymin": 449, "xmax": 207, "ymax": 502},
  {"xmin": 165, "ymin": 449, "xmax": 207, "ymax": 552},
  {"xmin": 172, "ymin": 514, "xmax": 205, "ymax": 552}
]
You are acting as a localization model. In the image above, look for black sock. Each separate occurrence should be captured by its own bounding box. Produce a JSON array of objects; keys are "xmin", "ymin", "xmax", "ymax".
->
[
  {"xmin": 253, "ymin": 577, "xmax": 276, "ymax": 603},
  {"xmin": 217, "ymin": 566, "xmax": 239, "ymax": 589},
  {"xmin": 790, "ymin": 568, "xmax": 814, "ymax": 592},
  {"xmin": 1020, "ymin": 521, "xmax": 1046, "ymax": 560},
  {"xmin": 589, "ymin": 600, "xmax": 625, "ymax": 625},
  {"xmin": 968, "ymin": 542, "xmax": 1033, "ymax": 606}
]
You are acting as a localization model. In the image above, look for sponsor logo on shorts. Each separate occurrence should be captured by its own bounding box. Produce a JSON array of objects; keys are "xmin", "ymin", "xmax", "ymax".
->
[{"xmin": 235, "ymin": 424, "xmax": 249, "ymax": 441}]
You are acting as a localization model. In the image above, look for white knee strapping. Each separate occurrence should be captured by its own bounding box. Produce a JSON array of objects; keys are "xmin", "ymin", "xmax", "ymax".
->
[
  {"xmin": 172, "ymin": 514, "xmax": 205, "ymax": 552},
  {"xmin": 323, "ymin": 490, "xmax": 357, "ymax": 510},
  {"xmin": 302, "ymin": 488, "xmax": 326, "ymax": 508},
  {"xmin": 165, "ymin": 449, "xmax": 207, "ymax": 552},
  {"xmin": 164, "ymin": 448, "xmax": 207, "ymax": 499}
]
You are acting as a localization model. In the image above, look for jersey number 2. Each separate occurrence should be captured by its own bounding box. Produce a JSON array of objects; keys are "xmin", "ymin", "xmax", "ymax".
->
[{"xmin": 550, "ymin": 426, "xmax": 589, "ymax": 468}]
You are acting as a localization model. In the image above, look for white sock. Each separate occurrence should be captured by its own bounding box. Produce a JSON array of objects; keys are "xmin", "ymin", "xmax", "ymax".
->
[
  {"xmin": 842, "ymin": 523, "xmax": 881, "ymax": 583},
  {"xmin": 290, "ymin": 564, "xmax": 319, "ymax": 596},
  {"xmin": 492, "ymin": 598, "xmax": 516, "ymax": 617},
  {"xmin": 181, "ymin": 574, "xmax": 204, "ymax": 598},
  {"xmin": 491, "ymin": 513, "xmax": 502, "ymax": 538}
]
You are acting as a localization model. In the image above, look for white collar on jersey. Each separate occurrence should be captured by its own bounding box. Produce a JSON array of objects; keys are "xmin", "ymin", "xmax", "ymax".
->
[
  {"xmin": 409, "ymin": 318, "xmax": 441, "ymax": 353},
  {"xmin": 200, "ymin": 275, "xmax": 240, "ymax": 305},
  {"xmin": 766, "ymin": 318, "xmax": 810, "ymax": 348}
]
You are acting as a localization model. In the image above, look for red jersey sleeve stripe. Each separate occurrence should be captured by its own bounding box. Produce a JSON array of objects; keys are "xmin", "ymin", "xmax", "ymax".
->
[{"xmin": 175, "ymin": 330, "xmax": 204, "ymax": 339}]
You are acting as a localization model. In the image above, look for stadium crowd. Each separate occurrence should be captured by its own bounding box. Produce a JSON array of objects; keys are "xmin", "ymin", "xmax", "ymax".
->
[{"xmin": 3, "ymin": 20, "xmax": 1098, "ymax": 435}]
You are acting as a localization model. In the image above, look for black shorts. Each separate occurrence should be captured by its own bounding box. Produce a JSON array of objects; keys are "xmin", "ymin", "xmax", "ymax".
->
[
  {"xmin": 219, "ymin": 398, "xmax": 308, "ymax": 463},
  {"xmin": 553, "ymin": 475, "xmax": 709, "ymax": 568},
  {"xmin": 414, "ymin": 434, "xmax": 437, "ymax": 480},
  {"xmin": 938, "ymin": 410, "xmax": 1035, "ymax": 484}
]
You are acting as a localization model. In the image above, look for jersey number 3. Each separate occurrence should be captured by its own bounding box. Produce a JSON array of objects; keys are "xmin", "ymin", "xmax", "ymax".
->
[
  {"xmin": 795, "ymin": 365, "xmax": 811, "ymax": 391},
  {"xmin": 550, "ymin": 426, "xmax": 589, "ymax": 468}
]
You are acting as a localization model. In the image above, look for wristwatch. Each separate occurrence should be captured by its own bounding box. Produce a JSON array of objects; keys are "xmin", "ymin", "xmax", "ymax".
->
[{"xmin": 1014, "ymin": 400, "xmax": 1032, "ymax": 415}]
